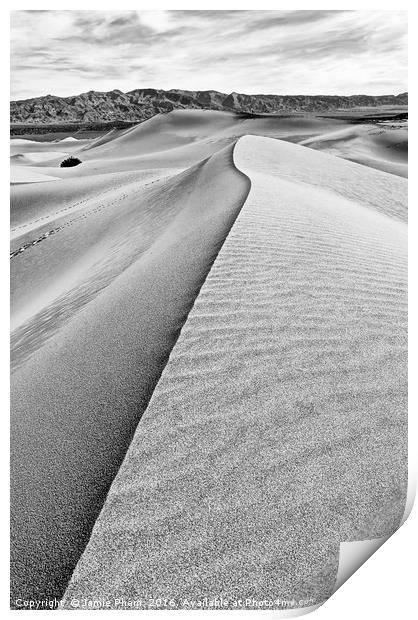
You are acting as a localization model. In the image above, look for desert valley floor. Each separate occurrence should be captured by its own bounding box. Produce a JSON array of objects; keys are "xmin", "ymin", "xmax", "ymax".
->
[{"xmin": 10, "ymin": 110, "xmax": 408, "ymax": 609}]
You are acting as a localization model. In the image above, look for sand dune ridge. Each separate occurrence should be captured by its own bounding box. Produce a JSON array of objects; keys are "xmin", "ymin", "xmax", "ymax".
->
[{"xmin": 62, "ymin": 135, "xmax": 407, "ymax": 607}]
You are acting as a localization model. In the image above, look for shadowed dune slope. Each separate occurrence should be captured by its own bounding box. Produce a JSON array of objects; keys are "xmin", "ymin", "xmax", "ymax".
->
[
  {"xmin": 81, "ymin": 110, "xmax": 344, "ymax": 158},
  {"xmin": 11, "ymin": 167, "xmax": 179, "ymax": 346},
  {"xmin": 10, "ymin": 169, "xmax": 166, "ymax": 238},
  {"xmin": 64, "ymin": 136, "xmax": 407, "ymax": 608},
  {"xmin": 80, "ymin": 110, "xmax": 238, "ymax": 157},
  {"xmin": 10, "ymin": 143, "xmax": 250, "ymax": 604},
  {"xmin": 300, "ymin": 124, "xmax": 408, "ymax": 177}
]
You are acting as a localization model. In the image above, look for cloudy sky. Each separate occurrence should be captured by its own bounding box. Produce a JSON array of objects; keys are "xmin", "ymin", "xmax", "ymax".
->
[{"xmin": 11, "ymin": 10, "xmax": 407, "ymax": 100}]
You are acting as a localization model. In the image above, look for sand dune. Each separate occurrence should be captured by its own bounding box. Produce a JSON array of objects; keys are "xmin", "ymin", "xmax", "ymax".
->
[
  {"xmin": 10, "ymin": 141, "xmax": 249, "ymax": 603},
  {"xmin": 14, "ymin": 111, "xmax": 348, "ymax": 181},
  {"xmin": 10, "ymin": 137, "xmax": 89, "ymax": 157},
  {"xmin": 10, "ymin": 137, "xmax": 44, "ymax": 146},
  {"xmin": 10, "ymin": 111, "xmax": 407, "ymax": 608},
  {"xmin": 76, "ymin": 110, "xmax": 346, "ymax": 174},
  {"xmin": 11, "ymin": 151, "xmax": 69, "ymax": 166},
  {"xmin": 63, "ymin": 136, "xmax": 407, "ymax": 608},
  {"xmin": 78, "ymin": 128, "xmax": 122, "ymax": 151},
  {"xmin": 10, "ymin": 135, "xmax": 90, "ymax": 182},
  {"xmin": 10, "ymin": 166, "xmax": 61, "ymax": 184},
  {"xmin": 300, "ymin": 124, "xmax": 408, "ymax": 177},
  {"xmin": 10, "ymin": 111, "xmax": 407, "ymax": 184}
]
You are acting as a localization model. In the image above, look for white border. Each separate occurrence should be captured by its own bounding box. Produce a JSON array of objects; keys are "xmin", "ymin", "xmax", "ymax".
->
[{"xmin": 2, "ymin": 2, "xmax": 415, "ymax": 618}]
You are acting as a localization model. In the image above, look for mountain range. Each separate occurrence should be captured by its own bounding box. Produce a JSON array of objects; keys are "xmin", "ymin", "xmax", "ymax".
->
[{"xmin": 10, "ymin": 89, "xmax": 408, "ymax": 125}]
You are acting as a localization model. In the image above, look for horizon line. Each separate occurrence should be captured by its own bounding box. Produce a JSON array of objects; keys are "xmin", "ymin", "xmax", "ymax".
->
[{"xmin": 10, "ymin": 87, "xmax": 408, "ymax": 103}]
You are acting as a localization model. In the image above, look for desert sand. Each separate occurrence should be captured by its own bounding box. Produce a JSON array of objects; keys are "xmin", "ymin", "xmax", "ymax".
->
[
  {"xmin": 10, "ymin": 111, "xmax": 407, "ymax": 608},
  {"xmin": 300, "ymin": 123, "xmax": 408, "ymax": 177}
]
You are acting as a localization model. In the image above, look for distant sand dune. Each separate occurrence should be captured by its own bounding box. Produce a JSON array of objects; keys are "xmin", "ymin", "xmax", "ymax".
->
[
  {"xmin": 63, "ymin": 136, "xmax": 407, "ymax": 608},
  {"xmin": 300, "ymin": 124, "xmax": 408, "ymax": 177},
  {"xmin": 44, "ymin": 110, "xmax": 349, "ymax": 179},
  {"xmin": 11, "ymin": 151, "xmax": 68, "ymax": 165},
  {"xmin": 77, "ymin": 110, "xmax": 348, "ymax": 172},
  {"xmin": 10, "ymin": 166, "xmax": 61, "ymax": 184}
]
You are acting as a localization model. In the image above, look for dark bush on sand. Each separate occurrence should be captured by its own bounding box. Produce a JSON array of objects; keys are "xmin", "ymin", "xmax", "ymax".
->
[{"xmin": 60, "ymin": 156, "xmax": 82, "ymax": 168}]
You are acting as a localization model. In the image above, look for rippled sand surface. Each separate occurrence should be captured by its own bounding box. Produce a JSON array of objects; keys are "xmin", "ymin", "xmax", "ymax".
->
[{"xmin": 63, "ymin": 136, "xmax": 407, "ymax": 608}]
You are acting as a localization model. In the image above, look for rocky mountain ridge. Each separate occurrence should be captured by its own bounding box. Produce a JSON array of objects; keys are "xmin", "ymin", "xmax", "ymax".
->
[{"xmin": 11, "ymin": 88, "xmax": 408, "ymax": 124}]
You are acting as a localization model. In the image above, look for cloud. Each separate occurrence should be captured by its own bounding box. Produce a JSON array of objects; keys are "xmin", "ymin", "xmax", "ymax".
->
[
  {"xmin": 249, "ymin": 10, "xmax": 348, "ymax": 30},
  {"xmin": 10, "ymin": 10, "xmax": 407, "ymax": 99},
  {"xmin": 136, "ymin": 10, "xmax": 172, "ymax": 33}
]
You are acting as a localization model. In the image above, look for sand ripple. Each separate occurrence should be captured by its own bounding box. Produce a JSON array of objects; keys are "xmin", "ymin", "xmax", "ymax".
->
[{"xmin": 64, "ymin": 136, "xmax": 407, "ymax": 608}]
